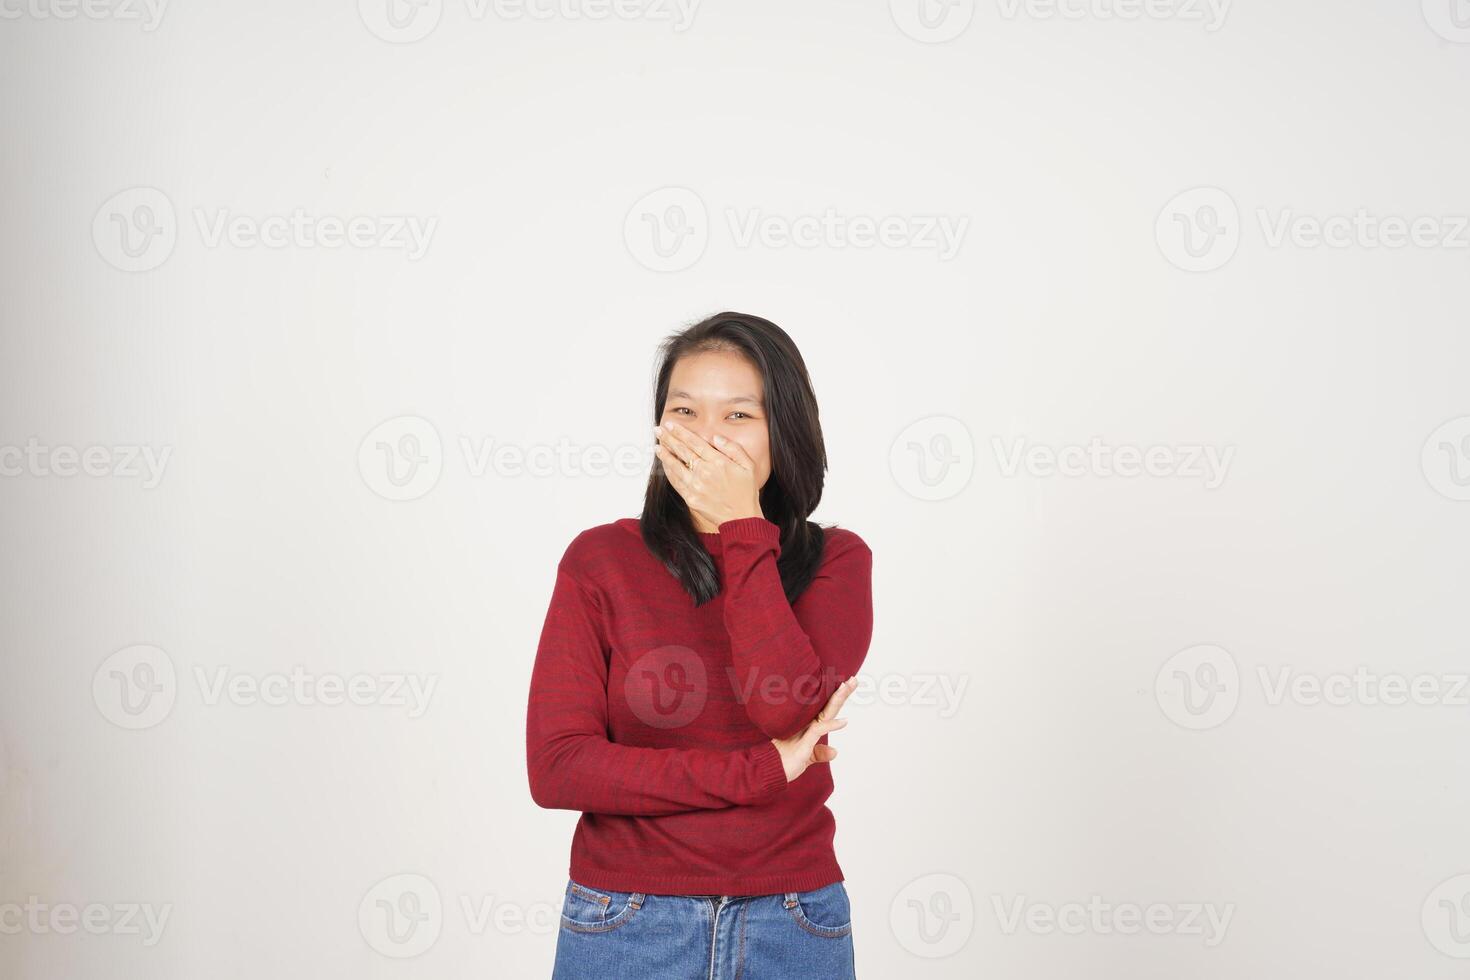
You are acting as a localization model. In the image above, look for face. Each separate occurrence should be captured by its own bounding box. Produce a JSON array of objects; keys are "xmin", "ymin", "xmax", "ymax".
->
[{"xmin": 661, "ymin": 350, "xmax": 772, "ymax": 490}]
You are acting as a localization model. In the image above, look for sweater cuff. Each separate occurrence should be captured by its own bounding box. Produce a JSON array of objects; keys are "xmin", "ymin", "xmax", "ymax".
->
[
  {"xmin": 717, "ymin": 516, "xmax": 780, "ymax": 546},
  {"xmin": 747, "ymin": 740, "xmax": 790, "ymax": 803}
]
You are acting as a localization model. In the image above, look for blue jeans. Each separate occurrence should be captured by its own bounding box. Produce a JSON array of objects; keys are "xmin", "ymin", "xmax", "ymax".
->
[{"xmin": 551, "ymin": 877, "xmax": 857, "ymax": 979}]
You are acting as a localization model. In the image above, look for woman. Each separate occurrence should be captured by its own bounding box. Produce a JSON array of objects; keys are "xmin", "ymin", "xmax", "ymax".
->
[{"xmin": 525, "ymin": 311, "xmax": 875, "ymax": 979}]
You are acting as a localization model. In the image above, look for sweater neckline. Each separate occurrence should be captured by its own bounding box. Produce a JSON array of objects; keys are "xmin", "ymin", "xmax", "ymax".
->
[{"xmin": 617, "ymin": 516, "xmax": 724, "ymax": 541}]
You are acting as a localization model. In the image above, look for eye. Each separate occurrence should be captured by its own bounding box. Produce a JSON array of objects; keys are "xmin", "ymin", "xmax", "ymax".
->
[{"xmin": 729, "ymin": 412, "xmax": 752, "ymax": 420}]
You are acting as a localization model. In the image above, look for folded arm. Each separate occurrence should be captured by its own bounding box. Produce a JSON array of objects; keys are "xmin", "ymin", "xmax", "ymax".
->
[
  {"xmin": 526, "ymin": 563, "xmax": 788, "ymax": 816},
  {"xmin": 717, "ymin": 518, "xmax": 874, "ymax": 740}
]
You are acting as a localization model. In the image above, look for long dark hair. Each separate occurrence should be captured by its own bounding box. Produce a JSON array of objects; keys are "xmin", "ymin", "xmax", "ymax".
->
[{"xmin": 640, "ymin": 311, "xmax": 829, "ymax": 607}]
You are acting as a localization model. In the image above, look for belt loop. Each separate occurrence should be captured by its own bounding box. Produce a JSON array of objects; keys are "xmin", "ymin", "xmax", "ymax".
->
[
  {"xmin": 630, "ymin": 892, "xmax": 645, "ymax": 909},
  {"xmin": 782, "ymin": 892, "xmax": 798, "ymax": 908}
]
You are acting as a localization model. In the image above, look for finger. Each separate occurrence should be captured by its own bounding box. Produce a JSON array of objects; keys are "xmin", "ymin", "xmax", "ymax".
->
[
  {"xmin": 816, "ymin": 675, "xmax": 859, "ymax": 721},
  {"xmin": 801, "ymin": 716, "xmax": 848, "ymax": 749},
  {"xmin": 710, "ymin": 433, "xmax": 755, "ymax": 470},
  {"xmin": 662, "ymin": 421, "xmax": 720, "ymax": 465},
  {"xmin": 811, "ymin": 744, "xmax": 838, "ymax": 764},
  {"xmin": 655, "ymin": 426, "xmax": 694, "ymax": 469},
  {"xmin": 655, "ymin": 444, "xmax": 691, "ymax": 494}
]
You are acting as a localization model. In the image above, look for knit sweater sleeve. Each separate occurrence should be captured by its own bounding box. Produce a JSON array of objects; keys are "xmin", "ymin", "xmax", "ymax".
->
[
  {"xmin": 717, "ymin": 517, "xmax": 874, "ymax": 740},
  {"xmin": 525, "ymin": 558, "xmax": 789, "ymax": 816}
]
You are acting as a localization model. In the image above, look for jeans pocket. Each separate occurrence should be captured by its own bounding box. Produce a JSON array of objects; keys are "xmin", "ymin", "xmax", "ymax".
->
[
  {"xmin": 559, "ymin": 878, "xmax": 645, "ymax": 934},
  {"xmin": 783, "ymin": 881, "xmax": 853, "ymax": 938}
]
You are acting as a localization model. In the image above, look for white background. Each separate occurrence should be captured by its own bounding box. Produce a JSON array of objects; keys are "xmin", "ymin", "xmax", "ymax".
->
[{"xmin": 3, "ymin": 1, "xmax": 1470, "ymax": 977}]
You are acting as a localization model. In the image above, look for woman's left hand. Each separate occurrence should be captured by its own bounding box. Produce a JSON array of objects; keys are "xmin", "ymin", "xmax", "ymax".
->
[{"xmin": 654, "ymin": 420, "xmax": 763, "ymax": 530}]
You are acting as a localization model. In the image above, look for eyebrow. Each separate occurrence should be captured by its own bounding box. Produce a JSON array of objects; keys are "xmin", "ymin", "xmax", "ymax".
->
[{"xmin": 667, "ymin": 389, "xmax": 763, "ymax": 407}]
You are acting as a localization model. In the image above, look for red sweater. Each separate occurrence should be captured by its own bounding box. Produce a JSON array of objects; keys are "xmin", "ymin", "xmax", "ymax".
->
[{"xmin": 525, "ymin": 515, "xmax": 874, "ymax": 895}]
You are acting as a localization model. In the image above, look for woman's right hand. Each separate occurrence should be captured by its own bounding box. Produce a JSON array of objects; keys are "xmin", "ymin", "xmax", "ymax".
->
[{"xmin": 771, "ymin": 676, "xmax": 858, "ymax": 782}]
